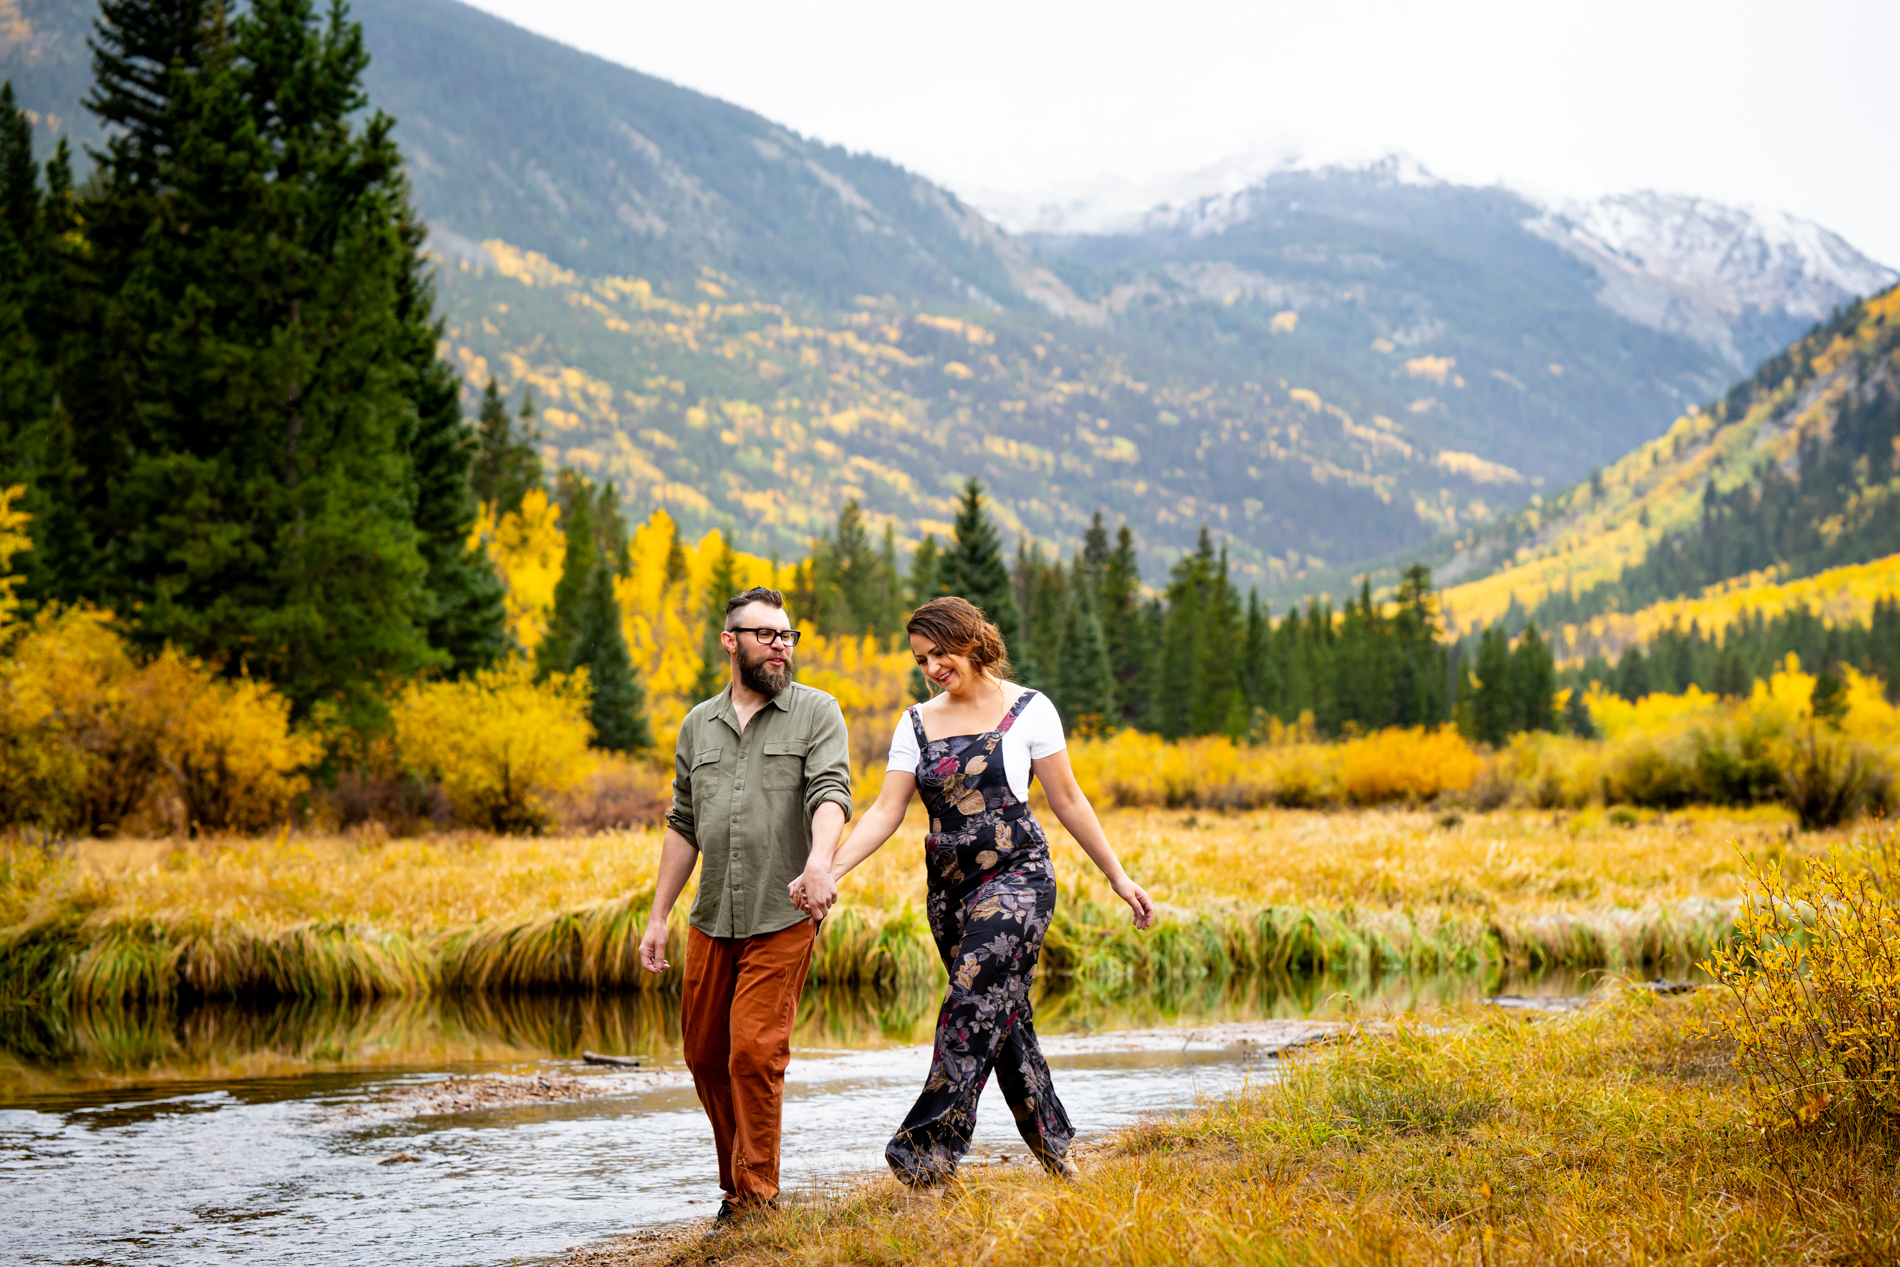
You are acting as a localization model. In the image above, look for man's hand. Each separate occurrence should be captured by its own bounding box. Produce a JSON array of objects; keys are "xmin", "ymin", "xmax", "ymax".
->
[
  {"xmin": 639, "ymin": 919, "xmax": 671, "ymax": 974},
  {"xmin": 789, "ymin": 865, "xmax": 838, "ymax": 921}
]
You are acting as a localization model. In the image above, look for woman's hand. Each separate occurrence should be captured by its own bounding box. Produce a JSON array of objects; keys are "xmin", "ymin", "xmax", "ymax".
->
[
  {"xmin": 787, "ymin": 866, "xmax": 838, "ymax": 920},
  {"xmin": 1113, "ymin": 876, "xmax": 1155, "ymax": 931}
]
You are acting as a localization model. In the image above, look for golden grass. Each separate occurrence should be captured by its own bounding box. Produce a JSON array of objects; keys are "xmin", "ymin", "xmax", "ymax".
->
[
  {"xmin": 672, "ymin": 991, "xmax": 1900, "ymax": 1267},
  {"xmin": 1, "ymin": 805, "xmax": 1850, "ymax": 1005}
]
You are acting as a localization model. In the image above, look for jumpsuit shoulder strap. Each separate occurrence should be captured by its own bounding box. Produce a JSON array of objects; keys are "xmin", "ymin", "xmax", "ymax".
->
[
  {"xmin": 998, "ymin": 689, "xmax": 1038, "ymax": 734},
  {"xmin": 907, "ymin": 704, "xmax": 931, "ymax": 752}
]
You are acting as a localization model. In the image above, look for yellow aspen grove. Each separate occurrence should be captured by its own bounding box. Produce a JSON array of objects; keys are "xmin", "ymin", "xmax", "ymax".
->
[{"xmin": 475, "ymin": 489, "xmax": 565, "ymax": 652}]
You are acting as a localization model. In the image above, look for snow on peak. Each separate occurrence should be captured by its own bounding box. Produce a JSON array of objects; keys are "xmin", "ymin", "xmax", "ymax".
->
[
  {"xmin": 969, "ymin": 146, "xmax": 1437, "ymax": 238},
  {"xmin": 1524, "ymin": 191, "xmax": 1897, "ymax": 368}
]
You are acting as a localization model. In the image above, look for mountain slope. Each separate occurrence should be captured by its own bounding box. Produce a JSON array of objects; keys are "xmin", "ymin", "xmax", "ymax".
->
[
  {"xmin": 1525, "ymin": 192, "xmax": 1897, "ymax": 371},
  {"xmin": 8, "ymin": 0, "xmax": 1895, "ymax": 588},
  {"xmin": 1433, "ymin": 282, "xmax": 1900, "ymax": 636}
]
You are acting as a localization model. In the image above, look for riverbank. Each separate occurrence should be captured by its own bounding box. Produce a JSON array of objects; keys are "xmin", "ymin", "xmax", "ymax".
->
[
  {"xmin": 592, "ymin": 990, "xmax": 1900, "ymax": 1267},
  {"xmin": 2, "ymin": 805, "xmax": 1820, "ymax": 1007}
]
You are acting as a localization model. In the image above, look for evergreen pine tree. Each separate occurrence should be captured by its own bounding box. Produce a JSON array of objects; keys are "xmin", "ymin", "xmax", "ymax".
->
[
  {"xmin": 0, "ymin": 81, "xmax": 50, "ymax": 493},
  {"xmin": 940, "ymin": 478, "xmax": 1024, "ymax": 665},
  {"xmin": 397, "ymin": 214, "xmax": 507, "ymax": 676},
  {"xmin": 1055, "ymin": 578, "xmax": 1113, "ymax": 732},
  {"xmin": 1470, "ymin": 624, "xmax": 1513, "ymax": 745},
  {"xmin": 695, "ymin": 536, "xmax": 743, "ymax": 701},
  {"xmin": 469, "ymin": 378, "xmax": 544, "ymax": 515},
  {"xmin": 568, "ymin": 554, "xmax": 649, "ymax": 751},
  {"xmin": 1099, "ymin": 522, "xmax": 1146, "ymax": 727},
  {"xmin": 1240, "ymin": 590, "xmax": 1278, "ymax": 719},
  {"xmin": 1564, "ymin": 685, "xmax": 1597, "ymax": 738},
  {"xmin": 64, "ymin": 0, "xmax": 458, "ymax": 721},
  {"xmin": 906, "ymin": 533, "xmax": 943, "ymax": 607},
  {"xmin": 539, "ymin": 469, "xmax": 599, "ymax": 677},
  {"xmin": 1508, "ymin": 622, "xmax": 1556, "ymax": 732}
]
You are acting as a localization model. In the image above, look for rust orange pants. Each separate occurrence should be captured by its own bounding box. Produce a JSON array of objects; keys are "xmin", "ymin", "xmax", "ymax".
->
[{"xmin": 681, "ymin": 919, "xmax": 816, "ymax": 1202}]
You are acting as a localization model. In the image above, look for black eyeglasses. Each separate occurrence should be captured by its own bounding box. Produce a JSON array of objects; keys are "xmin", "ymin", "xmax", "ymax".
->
[{"xmin": 729, "ymin": 626, "xmax": 802, "ymax": 647}]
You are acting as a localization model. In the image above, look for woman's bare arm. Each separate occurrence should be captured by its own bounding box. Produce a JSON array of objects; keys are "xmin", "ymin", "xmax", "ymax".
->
[
  {"xmin": 789, "ymin": 772, "xmax": 916, "ymax": 909},
  {"xmin": 1033, "ymin": 749, "xmax": 1155, "ymax": 929}
]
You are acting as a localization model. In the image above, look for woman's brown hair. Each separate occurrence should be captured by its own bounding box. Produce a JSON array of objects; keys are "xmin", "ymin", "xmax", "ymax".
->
[{"xmin": 906, "ymin": 596, "xmax": 1012, "ymax": 684}]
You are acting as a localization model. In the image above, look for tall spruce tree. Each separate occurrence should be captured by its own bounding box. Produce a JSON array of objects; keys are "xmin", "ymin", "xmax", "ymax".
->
[
  {"xmin": 62, "ymin": 0, "xmax": 498, "ymax": 721},
  {"xmin": 1469, "ymin": 624, "xmax": 1514, "ymax": 746},
  {"xmin": 1509, "ymin": 622, "xmax": 1556, "ymax": 733},
  {"xmin": 906, "ymin": 533, "xmax": 943, "ymax": 608},
  {"xmin": 569, "ymin": 554, "xmax": 648, "ymax": 751},
  {"xmin": 397, "ymin": 215, "xmax": 507, "ymax": 676},
  {"xmin": 0, "ymin": 82, "xmax": 51, "ymax": 495},
  {"xmin": 940, "ymin": 478, "xmax": 1023, "ymax": 665},
  {"xmin": 1055, "ymin": 578, "xmax": 1113, "ymax": 731},
  {"xmin": 469, "ymin": 378, "xmax": 543, "ymax": 515},
  {"xmin": 538, "ymin": 468, "xmax": 599, "ymax": 677},
  {"xmin": 1099, "ymin": 522, "xmax": 1146, "ymax": 727},
  {"xmin": 694, "ymin": 535, "xmax": 743, "ymax": 700}
]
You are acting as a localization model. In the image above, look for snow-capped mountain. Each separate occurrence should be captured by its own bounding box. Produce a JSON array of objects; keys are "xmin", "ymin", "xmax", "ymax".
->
[
  {"xmin": 1524, "ymin": 192, "xmax": 1898, "ymax": 369},
  {"xmin": 985, "ymin": 153, "xmax": 1896, "ymax": 372}
]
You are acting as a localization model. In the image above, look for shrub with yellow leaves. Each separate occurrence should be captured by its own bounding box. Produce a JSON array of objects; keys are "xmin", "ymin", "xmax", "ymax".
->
[
  {"xmin": 1338, "ymin": 725, "xmax": 1482, "ymax": 804},
  {"xmin": 0, "ymin": 605, "xmax": 315, "ymax": 836},
  {"xmin": 1064, "ymin": 724, "xmax": 1483, "ymax": 809},
  {"xmin": 166, "ymin": 664, "xmax": 320, "ymax": 834},
  {"xmin": 392, "ymin": 659, "xmax": 598, "ymax": 833},
  {"xmin": 1703, "ymin": 831, "xmax": 1900, "ymax": 1136}
]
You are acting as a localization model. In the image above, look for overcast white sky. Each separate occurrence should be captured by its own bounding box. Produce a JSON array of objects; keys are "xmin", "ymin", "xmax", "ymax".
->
[{"xmin": 460, "ymin": 0, "xmax": 1899, "ymax": 265}]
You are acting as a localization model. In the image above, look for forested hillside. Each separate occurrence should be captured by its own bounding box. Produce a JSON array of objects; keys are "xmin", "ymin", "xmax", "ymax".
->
[
  {"xmin": 1434, "ymin": 283, "xmax": 1900, "ymax": 635},
  {"xmin": 9, "ymin": 0, "xmax": 1890, "ymax": 584}
]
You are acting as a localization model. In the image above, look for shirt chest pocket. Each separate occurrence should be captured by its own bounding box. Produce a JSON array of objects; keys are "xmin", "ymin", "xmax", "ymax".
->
[{"xmin": 760, "ymin": 740, "xmax": 808, "ymax": 790}]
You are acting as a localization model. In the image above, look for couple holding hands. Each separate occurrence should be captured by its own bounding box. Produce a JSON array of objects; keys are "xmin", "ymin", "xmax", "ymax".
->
[{"xmin": 637, "ymin": 586, "xmax": 1153, "ymax": 1220}]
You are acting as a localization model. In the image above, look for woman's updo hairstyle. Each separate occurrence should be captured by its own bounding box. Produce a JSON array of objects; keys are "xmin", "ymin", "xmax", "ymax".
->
[{"xmin": 906, "ymin": 596, "xmax": 1011, "ymax": 683}]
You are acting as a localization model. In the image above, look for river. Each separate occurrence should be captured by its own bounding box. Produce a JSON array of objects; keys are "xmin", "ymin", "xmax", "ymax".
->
[{"xmin": 1, "ymin": 968, "xmax": 1599, "ymax": 1266}]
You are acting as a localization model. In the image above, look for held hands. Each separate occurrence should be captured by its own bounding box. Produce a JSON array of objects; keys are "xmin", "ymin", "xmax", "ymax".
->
[
  {"xmin": 1114, "ymin": 876, "xmax": 1157, "ymax": 931},
  {"xmin": 788, "ymin": 865, "xmax": 839, "ymax": 921}
]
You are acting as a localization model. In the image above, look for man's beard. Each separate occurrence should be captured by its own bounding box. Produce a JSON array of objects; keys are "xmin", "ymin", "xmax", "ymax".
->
[{"xmin": 738, "ymin": 646, "xmax": 793, "ymax": 697}]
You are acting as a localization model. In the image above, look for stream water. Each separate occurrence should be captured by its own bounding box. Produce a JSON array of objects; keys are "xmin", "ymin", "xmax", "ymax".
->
[{"xmin": 1, "ymin": 968, "xmax": 1599, "ymax": 1266}]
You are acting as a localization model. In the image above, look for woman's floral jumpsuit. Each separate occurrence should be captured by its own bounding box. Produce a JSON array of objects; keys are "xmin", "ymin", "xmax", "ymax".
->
[{"xmin": 885, "ymin": 690, "xmax": 1077, "ymax": 1185}]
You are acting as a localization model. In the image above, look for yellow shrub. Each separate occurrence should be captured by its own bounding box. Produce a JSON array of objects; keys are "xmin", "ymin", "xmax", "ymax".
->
[
  {"xmin": 1338, "ymin": 726, "xmax": 1480, "ymax": 804},
  {"xmin": 167, "ymin": 660, "xmax": 320, "ymax": 834},
  {"xmin": 393, "ymin": 659, "xmax": 598, "ymax": 833},
  {"xmin": 1704, "ymin": 832, "xmax": 1900, "ymax": 1133},
  {"xmin": 0, "ymin": 607, "xmax": 313, "ymax": 836}
]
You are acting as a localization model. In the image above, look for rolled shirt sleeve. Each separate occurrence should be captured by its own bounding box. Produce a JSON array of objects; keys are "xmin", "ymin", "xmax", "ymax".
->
[
  {"xmin": 664, "ymin": 711, "xmax": 699, "ymax": 841},
  {"xmin": 802, "ymin": 696, "xmax": 855, "ymax": 823}
]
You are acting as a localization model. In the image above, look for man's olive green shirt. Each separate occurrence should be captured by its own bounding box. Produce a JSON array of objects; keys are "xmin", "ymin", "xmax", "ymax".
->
[{"xmin": 666, "ymin": 681, "xmax": 854, "ymax": 939}]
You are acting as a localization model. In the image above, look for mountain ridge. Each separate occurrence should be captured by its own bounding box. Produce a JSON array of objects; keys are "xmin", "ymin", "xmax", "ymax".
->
[{"xmin": 6, "ymin": 0, "xmax": 1894, "ymax": 591}]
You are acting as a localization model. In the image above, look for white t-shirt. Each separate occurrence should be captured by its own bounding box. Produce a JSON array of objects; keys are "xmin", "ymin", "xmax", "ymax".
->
[{"xmin": 885, "ymin": 690, "xmax": 1067, "ymax": 802}]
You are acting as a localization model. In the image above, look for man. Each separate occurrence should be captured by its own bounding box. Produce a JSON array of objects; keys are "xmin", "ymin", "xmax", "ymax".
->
[{"xmin": 639, "ymin": 585, "xmax": 852, "ymax": 1221}]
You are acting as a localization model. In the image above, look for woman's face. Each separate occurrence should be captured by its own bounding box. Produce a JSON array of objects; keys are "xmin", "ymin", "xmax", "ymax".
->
[{"xmin": 910, "ymin": 635, "xmax": 978, "ymax": 697}]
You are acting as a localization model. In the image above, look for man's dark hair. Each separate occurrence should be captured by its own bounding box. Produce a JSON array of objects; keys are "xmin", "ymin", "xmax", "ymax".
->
[{"xmin": 724, "ymin": 586, "xmax": 785, "ymax": 629}]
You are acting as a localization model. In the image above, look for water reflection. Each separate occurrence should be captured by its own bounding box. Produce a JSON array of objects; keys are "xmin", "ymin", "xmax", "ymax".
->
[{"xmin": 1, "ymin": 961, "xmax": 1608, "ymax": 1098}]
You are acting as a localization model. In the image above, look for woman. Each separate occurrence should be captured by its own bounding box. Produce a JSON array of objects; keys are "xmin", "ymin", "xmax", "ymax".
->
[{"xmin": 791, "ymin": 596, "xmax": 1154, "ymax": 1187}]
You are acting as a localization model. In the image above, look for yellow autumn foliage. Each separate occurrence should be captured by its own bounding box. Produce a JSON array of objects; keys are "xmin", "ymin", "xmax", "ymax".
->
[
  {"xmin": 474, "ymin": 488, "xmax": 565, "ymax": 651},
  {"xmin": 0, "ymin": 605, "xmax": 315, "ymax": 835},
  {"xmin": 1553, "ymin": 551, "xmax": 1900, "ymax": 667},
  {"xmin": 1061, "ymin": 725, "xmax": 1482, "ymax": 810},
  {"xmin": 391, "ymin": 658, "xmax": 598, "ymax": 833},
  {"xmin": 0, "ymin": 484, "xmax": 27, "ymax": 639}
]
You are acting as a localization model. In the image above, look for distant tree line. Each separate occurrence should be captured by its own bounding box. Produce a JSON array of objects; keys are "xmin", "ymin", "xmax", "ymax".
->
[
  {"xmin": 1568, "ymin": 600, "xmax": 1900, "ymax": 708},
  {"xmin": 789, "ymin": 478, "xmax": 1574, "ymax": 745}
]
